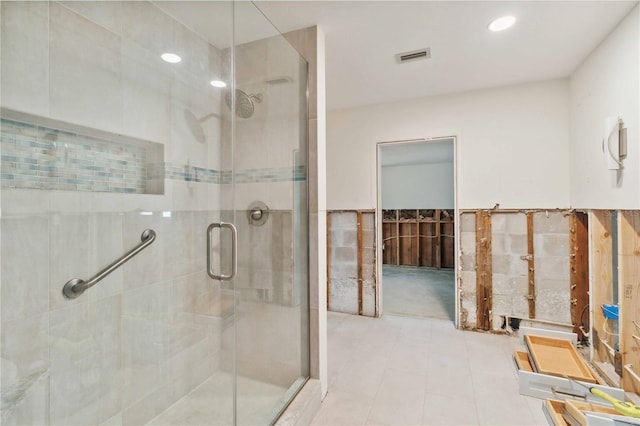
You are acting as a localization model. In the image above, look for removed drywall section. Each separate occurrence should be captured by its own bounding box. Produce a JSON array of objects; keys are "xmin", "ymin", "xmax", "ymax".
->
[
  {"xmin": 569, "ymin": 212, "xmax": 589, "ymax": 340},
  {"xmin": 533, "ymin": 212, "xmax": 571, "ymax": 324},
  {"xmin": 327, "ymin": 211, "xmax": 359, "ymax": 314},
  {"xmin": 360, "ymin": 212, "xmax": 376, "ymax": 317},
  {"xmin": 491, "ymin": 213, "xmax": 529, "ymax": 329},
  {"xmin": 475, "ymin": 210, "xmax": 493, "ymax": 330},
  {"xmin": 618, "ymin": 211, "xmax": 640, "ymax": 393},
  {"xmin": 459, "ymin": 212, "xmax": 477, "ymax": 328},
  {"xmin": 590, "ymin": 210, "xmax": 616, "ymax": 365},
  {"xmin": 326, "ymin": 211, "xmax": 376, "ymax": 317},
  {"xmin": 459, "ymin": 209, "xmax": 574, "ymax": 332}
]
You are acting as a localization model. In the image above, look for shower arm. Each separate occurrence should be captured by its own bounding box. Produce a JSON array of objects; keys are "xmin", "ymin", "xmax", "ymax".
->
[{"xmin": 62, "ymin": 229, "xmax": 156, "ymax": 299}]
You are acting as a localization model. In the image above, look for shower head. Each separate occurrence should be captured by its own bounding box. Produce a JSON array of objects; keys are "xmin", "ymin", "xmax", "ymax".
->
[
  {"xmin": 183, "ymin": 109, "xmax": 218, "ymax": 144},
  {"xmin": 225, "ymin": 89, "xmax": 263, "ymax": 119}
]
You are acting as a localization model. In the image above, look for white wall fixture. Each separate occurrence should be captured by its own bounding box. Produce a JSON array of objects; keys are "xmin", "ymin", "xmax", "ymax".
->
[{"xmin": 603, "ymin": 116, "xmax": 627, "ymax": 170}]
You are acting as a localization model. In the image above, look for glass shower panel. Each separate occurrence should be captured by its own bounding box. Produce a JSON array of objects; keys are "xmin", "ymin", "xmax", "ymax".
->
[
  {"xmin": 0, "ymin": 1, "xmax": 234, "ymax": 425},
  {"xmin": 231, "ymin": 3, "xmax": 310, "ymax": 425}
]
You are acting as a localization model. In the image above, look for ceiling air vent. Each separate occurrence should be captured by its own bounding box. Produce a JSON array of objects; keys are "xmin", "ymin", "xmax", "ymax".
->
[{"xmin": 396, "ymin": 48, "xmax": 431, "ymax": 64}]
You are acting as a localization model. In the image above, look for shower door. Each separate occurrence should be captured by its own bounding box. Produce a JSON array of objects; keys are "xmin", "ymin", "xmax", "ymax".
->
[
  {"xmin": 229, "ymin": 3, "xmax": 310, "ymax": 425},
  {"xmin": 0, "ymin": 1, "xmax": 308, "ymax": 425}
]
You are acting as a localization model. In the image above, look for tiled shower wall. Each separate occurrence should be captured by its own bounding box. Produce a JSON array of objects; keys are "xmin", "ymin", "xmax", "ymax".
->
[
  {"xmin": 0, "ymin": 2, "xmax": 230, "ymax": 425},
  {"xmin": 218, "ymin": 30, "xmax": 309, "ymax": 388},
  {"xmin": 1, "ymin": 3, "xmax": 309, "ymax": 425}
]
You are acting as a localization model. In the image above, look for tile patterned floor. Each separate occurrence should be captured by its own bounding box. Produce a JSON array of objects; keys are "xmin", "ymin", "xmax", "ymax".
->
[{"xmin": 312, "ymin": 312, "xmax": 548, "ymax": 426}]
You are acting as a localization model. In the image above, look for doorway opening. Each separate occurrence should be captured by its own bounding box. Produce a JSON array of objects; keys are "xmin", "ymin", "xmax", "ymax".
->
[{"xmin": 376, "ymin": 137, "xmax": 457, "ymax": 322}]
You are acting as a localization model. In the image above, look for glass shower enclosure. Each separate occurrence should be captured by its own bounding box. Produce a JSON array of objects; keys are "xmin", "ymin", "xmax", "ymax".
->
[{"xmin": 0, "ymin": 1, "xmax": 309, "ymax": 424}]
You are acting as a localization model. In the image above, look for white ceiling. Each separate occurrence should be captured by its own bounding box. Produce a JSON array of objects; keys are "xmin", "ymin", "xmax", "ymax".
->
[
  {"xmin": 255, "ymin": 1, "xmax": 638, "ymax": 110},
  {"xmin": 380, "ymin": 139, "xmax": 454, "ymax": 167}
]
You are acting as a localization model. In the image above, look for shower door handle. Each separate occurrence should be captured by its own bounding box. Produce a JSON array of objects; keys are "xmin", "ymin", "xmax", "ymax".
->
[{"xmin": 207, "ymin": 222, "xmax": 237, "ymax": 281}]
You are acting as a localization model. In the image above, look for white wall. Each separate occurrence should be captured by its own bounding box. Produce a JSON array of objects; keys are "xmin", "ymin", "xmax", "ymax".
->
[
  {"xmin": 327, "ymin": 79, "xmax": 571, "ymax": 210},
  {"xmin": 381, "ymin": 162, "xmax": 454, "ymax": 209},
  {"xmin": 570, "ymin": 5, "xmax": 640, "ymax": 209}
]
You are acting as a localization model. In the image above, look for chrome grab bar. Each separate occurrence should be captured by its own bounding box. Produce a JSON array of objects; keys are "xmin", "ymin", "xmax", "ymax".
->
[
  {"xmin": 207, "ymin": 222, "xmax": 237, "ymax": 281},
  {"xmin": 62, "ymin": 229, "xmax": 157, "ymax": 299}
]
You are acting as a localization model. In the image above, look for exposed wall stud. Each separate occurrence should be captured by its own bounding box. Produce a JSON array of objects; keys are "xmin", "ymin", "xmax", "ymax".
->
[
  {"xmin": 326, "ymin": 212, "xmax": 332, "ymax": 311},
  {"xmin": 618, "ymin": 211, "xmax": 640, "ymax": 392},
  {"xmin": 527, "ymin": 212, "xmax": 536, "ymax": 319},
  {"xmin": 476, "ymin": 210, "xmax": 493, "ymax": 331},
  {"xmin": 570, "ymin": 212, "xmax": 589, "ymax": 339},
  {"xmin": 435, "ymin": 209, "xmax": 442, "ymax": 269},
  {"xmin": 590, "ymin": 210, "xmax": 614, "ymax": 364},
  {"xmin": 357, "ymin": 211, "xmax": 364, "ymax": 316},
  {"xmin": 395, "ymin": 209, "xmax": 400, "ymax": 266}
]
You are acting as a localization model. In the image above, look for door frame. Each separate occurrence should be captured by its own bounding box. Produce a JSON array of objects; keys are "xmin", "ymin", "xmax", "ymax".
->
[{"xmin": 375, "ymin": 136, "xmax": 459, "ymax": 326}]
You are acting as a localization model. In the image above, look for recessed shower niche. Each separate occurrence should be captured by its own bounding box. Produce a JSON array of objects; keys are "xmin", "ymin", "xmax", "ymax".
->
[{"xmin": 1, "ymin": 109, "xmax": 165, "ymax": 194}]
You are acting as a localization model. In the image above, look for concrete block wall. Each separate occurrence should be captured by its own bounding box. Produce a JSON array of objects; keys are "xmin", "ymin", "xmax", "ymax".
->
[
  {"xmin": 361, "ymin": 213, "xmax": 376, "ymax": 317},
  {"xmin": 328, "ymin": 212, "xmax": 359, "ymax": 314},
  {"xmin": 533, "ymin": 212, "xmax": 571, "ymax": 323},
  {"xmin": 327, "ymin": 211, "xmax": 376, "ymax": 317},
  {"xmin": 459, "ymin": 210, "xmax": 572, "ymax": 331},
  {"xmin": 459, "ymin": 213, "xmax": 477, "ymax": 327},
  {"xmin": 491, "ymin": 213, "xmax": 529, "ymax": 327}
]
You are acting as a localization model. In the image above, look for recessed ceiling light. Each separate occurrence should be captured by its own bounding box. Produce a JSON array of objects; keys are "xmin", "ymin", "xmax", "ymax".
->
[
  {"xmin": 210, "ymin": 80, "xmax": 227, "ymax": 88},
  {"xmin": 161, "ymin": 53, "xmax": 182, "ymax": 63},
  {"xmin": 488, "ymin": 16, "xmax": 516, "ymax": 32}
]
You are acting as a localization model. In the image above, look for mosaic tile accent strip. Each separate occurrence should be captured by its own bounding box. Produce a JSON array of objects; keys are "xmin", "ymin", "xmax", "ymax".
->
[
  {"xmin": 163, "ymin": 163, "xmax": 230, "ymax": 184},
  {"xmin": 1, "ymin": 118, "xmax": 162, "ymax": 194},
  {"xmin": 234, "ymin": 165, "xmax": 307, "ymax": 183},
  {"xmin": 0, "ymin": 117, "xmax": 307, "ymax": 194}
]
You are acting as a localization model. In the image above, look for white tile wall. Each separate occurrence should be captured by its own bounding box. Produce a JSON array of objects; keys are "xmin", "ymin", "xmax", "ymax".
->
[
  {"xmin": 0, "ymin": 1, "xmax": 50, "ymax": 116},
  {"xmin": 49, "ymin": 3, "xmax": 122, "ymax": 133},
  {"xmin": 1, "ymin": 3, "xmax": 311, "ymax": 425}
]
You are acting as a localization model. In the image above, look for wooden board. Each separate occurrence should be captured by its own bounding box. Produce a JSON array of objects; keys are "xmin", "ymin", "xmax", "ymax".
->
[
  {"xmin": 399, "ymin": 222, "xmax": 418, "ymax": 266},
  {"xmin": 527, "ymin": 212, "xmax": 536, "ymax": 319},
  {"xmin": 564, "ymin": 399, "xmax": 619, "ymax": 426},
  {"xmin": 570, "ymin": 212, "xmax": 590, "ymax": 340},
  {"xmin": 381, "ymin": 209, "xmax": 455, "ymax": 269},
  {"xmin": 326, "ymin": 212, "xmax": 332, "ymax": 310},
  {"xmin": 525, "ymin": 335, "xmax": 598, "ymax": 383},
  {"xmin": 419, "ymin": 222, "xmax": 435, "ymax": 266},
  {"xmin": 514, "ymin": 350, "xmax": 534, "ymax": 372},
  {"xmin": 619, "ymin": 211, "xmax": 640, "ymax": 393},
  {"xmin": 476, "ymin": 210, "xmax": 492, "ymax": 331},
  {"xmin": 544, "ymin": 399, "xmax": 570, "ymax": 426},
  {"xmin": 590, "ymin": 211, "xmax": 615, "ymax": 365},
  {"xmin": 357, "ymin": 211, "xmax": 363, "ymax": 316},
  {"xmin": 382, "ymin": 222, "xmax": 397, "ymax": 265},
  {"xmin": 442, "ymin": 221, "xmax": 455, "ymax": 268}
]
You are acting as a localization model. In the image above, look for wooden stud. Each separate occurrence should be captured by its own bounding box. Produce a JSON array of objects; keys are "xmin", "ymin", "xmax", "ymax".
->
[
  {"xmin": 618, "ymin": 211, "xmax": 640, "ymax": 393},
  {"xmin": 372, "ymin": 212, "xmax": 378, "ymax": 318},
  {"xmin": 570, "ymin": 212, "xmax": 589, "ymax": 340},
  {"xmin": 416, "ymin": 209, "xmax": 421, "ymax": 266},
  {"xmin": 476, "ymin": 210, "xmax": 493, "ymax": 331},
  {"xmin": 435, "ymin": 209, "xmax": 442, "ymax": 269},
  {"xmin": 590, "ymin": 210, "xmax": 614, "ymax": 364},
  {"xmin": 357, "ymin": 211, "xmax": 364, "ymax": 316},
  {"xmin": 442, "ymin": 214, "xmax": 455, "ymax": 268},
  {"xmin": 326, "ymin": 212, "xmax": 332, "ymax": 311},
  {"xmin": 527, "ymin": 212, "xmax": 535, "ymax": 319},
  {"xmin": 395, "ymin": 209, "xmax": 400, "ymax": 266}
]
